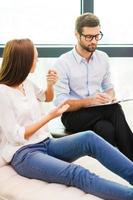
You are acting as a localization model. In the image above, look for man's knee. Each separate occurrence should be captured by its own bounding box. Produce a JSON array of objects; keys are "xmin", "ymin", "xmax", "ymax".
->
[{"xmin": 93, "ymin": 120, "xmax": 115, "ymax": 145}]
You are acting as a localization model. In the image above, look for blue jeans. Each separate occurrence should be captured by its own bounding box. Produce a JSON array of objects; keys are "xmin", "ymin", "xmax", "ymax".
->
[{"xmin": 11, "ymin": 131, "xmax": 133, "ymax": 200}]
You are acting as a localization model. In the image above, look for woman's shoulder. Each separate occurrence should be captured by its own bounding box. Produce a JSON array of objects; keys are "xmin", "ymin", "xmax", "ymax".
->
[
  {"xmin": 0, "ymin": 84, "xmax": 9, "ymax": 92},
  {"xmin": 24, "ymin": 78, "xmax": 34, "ymax": 87},
  {"xmin": 0, "ymin": 84, "xmax": 10, "ymax": 102}
]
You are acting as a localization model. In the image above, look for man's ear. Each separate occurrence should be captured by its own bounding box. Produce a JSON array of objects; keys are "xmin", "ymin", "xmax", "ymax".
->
[{"xmin": 75, "ymin": 31, "xmax": 80, "ymax": 40}]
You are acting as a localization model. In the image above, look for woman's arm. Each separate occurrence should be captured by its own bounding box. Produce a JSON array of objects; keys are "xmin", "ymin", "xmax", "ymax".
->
[
  {"xmin": 24, "ymin": 103, "xmax": 69, "ymax": 139},
  {"xmin": 45, "ymin": 69, "xmax": 58, "ymax": 102}
]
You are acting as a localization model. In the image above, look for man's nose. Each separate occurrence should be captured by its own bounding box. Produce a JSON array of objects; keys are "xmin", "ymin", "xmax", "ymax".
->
[{"xmin": 91, "ymin": 37, "xmax": 97, "ymax": 43}]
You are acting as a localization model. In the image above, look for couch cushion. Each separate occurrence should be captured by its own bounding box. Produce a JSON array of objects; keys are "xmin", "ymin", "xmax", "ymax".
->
[
  {"xmin": 0, "ymin": 164, "xmax": 100, "ymax": 200},
  {"xmin": 0, "ymin": 156, "xmax": 7, "ymax": 168},
  {"xmin": 0, "ymin": 156, "xmax": 130, "ymax": 200}
]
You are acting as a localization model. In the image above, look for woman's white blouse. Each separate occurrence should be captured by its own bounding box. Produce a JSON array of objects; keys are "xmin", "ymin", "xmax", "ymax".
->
[{"xmin": 0, "ymin": 79, "xmax": 51, "ymax": 163}]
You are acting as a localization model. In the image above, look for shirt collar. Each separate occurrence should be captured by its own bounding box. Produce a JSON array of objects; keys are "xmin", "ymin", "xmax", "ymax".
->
[{"xmin": 72, "ymin": 47, "xmax": 94, "ymax": 64}]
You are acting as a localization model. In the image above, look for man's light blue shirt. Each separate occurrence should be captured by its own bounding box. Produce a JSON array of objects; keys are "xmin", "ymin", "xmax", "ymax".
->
[{"xmin": 54, "ymin": 48, "xmax": 113, "ymax": 106}]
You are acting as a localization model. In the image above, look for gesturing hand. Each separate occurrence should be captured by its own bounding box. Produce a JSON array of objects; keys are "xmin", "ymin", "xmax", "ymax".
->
[
  {"xmin": 48, "ymin": 103, "xmax": 70, "ymax": 120},
  {"xmin": 46, "ymin": 69, "xmax": 58, "ymax": 87}
]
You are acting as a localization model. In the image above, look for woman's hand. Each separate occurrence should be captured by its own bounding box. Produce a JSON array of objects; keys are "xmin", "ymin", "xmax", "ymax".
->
[
  {"xmin": 46, "ymin": 69, "xmax": 58, "ymax": 87},
  {"xmin": 45, "ymin": 69, "xmax": 58, "ymax": 102},
  {"xmin": 24, "ymin": 103, "xmax": 69, "ymax": 140},
  {"xmin": 48, "ymin": 103, "xmax": 70, "ymax": 120}
]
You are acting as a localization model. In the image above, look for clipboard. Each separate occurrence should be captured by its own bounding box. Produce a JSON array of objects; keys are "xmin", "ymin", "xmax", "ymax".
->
[{"xmin": 89, "ymin": 98, "xmax": 133, "ymax": 107}]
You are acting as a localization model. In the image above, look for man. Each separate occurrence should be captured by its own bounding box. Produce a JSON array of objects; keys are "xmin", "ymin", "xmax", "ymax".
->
[{"xmin": 54, "ymin": 12, "xmax": 133, "ymax": 161}]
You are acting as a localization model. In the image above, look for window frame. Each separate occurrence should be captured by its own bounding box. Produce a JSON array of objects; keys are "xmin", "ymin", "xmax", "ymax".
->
[{"xmin": 0, "ymin": 0, "xmax": 133, "ymax": 57}]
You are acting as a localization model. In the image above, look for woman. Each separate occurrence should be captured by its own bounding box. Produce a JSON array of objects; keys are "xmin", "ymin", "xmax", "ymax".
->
[{"xmin": 0, "ymin": 39, "xmax": 133, "ymax": 200}]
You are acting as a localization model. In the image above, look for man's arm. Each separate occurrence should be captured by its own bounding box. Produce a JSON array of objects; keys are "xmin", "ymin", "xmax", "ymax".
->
[
  {"xmin": 63, "ymin": 91, "xmax": 115, "ymax": 112},
  {"xmin": 63, "ymin": 98, "xmax": 91, "ymax": 112}
]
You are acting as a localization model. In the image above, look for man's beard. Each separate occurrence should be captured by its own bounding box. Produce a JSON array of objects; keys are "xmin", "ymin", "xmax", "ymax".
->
[{"xmin": 80, "ymin": 42, "xmax": 97, "ymax": 53}]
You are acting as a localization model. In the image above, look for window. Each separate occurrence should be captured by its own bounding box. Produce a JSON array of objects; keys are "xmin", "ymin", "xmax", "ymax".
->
[
  {"xmin": 0, "ymin": 0, "xmax": 80, "ymax": 45},
  {"xmin": 0, "ymin": 0, "xmax": 133, "ymax": 57},
  {"xmin": 94, "ymin": 0, "xmax": 133, "ymax": 45}
]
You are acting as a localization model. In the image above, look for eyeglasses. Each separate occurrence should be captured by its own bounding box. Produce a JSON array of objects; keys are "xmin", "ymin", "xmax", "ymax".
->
[{"xmin": 80, "ymin": 31, "xmax": 103, "ymax": 42}]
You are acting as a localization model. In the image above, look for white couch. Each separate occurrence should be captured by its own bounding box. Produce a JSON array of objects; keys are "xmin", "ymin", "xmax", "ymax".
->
[{"xmin": 0, "ymin": 155, "xmax": 131, "ymax": 200}]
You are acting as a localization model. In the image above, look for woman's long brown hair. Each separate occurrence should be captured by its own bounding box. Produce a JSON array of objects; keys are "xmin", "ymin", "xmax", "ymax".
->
[{"xmin": 0, "ymin": 39, "xmax": 34, "ymax": 86}]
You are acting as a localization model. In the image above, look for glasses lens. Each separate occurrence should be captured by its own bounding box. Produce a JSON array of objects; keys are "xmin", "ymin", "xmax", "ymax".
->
[
  {"xmin": 96, "ymin": 32, "xmax": 103, "ymax": 40},
  {"xmin": 85, "ymin": 35, "xmax": 92, "ymax": 41},
  {"xmin": 81, "ymin": 32, "xmax": 103, "ymax": 41}
]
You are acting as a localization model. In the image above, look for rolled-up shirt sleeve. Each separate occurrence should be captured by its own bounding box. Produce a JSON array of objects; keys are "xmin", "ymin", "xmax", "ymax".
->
[
  {"xmin": 101, "ymin": 54, "xmax": 114, "ymax": 91},
  {"xmin": 0, "ymin": 93, "xmax": 26, "ymax": 145}
]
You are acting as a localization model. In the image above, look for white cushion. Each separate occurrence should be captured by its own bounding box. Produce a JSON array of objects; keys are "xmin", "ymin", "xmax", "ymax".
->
[
  {"xmin": 0, "ymin": 156, "xmax": 130, "ymax": 200},
  {"xmin": 0, "ymin": 156, "xmax": 7, "ymax": 168}
]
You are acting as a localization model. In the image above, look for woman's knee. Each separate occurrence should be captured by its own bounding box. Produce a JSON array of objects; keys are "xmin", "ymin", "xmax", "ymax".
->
[{"xmin": 79, "ymin": 130, "xmax": 99, "ymax": 142}]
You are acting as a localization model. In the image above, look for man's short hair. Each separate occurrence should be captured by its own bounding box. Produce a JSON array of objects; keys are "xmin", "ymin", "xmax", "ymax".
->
[{"xmin": 75, "ymin": 12, "xmax": 100, "ymax": 34}]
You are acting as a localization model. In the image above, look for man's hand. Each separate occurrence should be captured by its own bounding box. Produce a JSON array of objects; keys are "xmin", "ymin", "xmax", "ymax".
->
[{"xmin": 90, "ymin": 92, "xmax": 113, "ymax": 106}]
